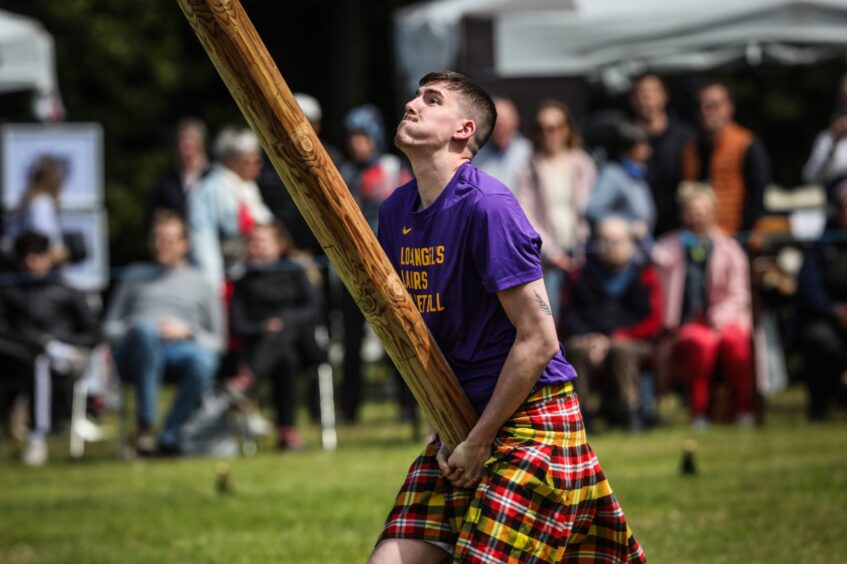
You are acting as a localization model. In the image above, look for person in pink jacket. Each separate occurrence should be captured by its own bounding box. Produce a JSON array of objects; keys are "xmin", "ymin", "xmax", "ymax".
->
[
  {"xmin": 517, "ymin": 100, "xmax": 597, "ymax": 323},
  {"xmin": 652, "ymin": 182, "xmax": 754, "ymax": 428}
]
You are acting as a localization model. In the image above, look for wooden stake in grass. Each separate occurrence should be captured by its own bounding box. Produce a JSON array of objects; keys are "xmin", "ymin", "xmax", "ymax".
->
[{"xmin": 175, "ymin": 0, "xmax": 477, "ymax": 449}]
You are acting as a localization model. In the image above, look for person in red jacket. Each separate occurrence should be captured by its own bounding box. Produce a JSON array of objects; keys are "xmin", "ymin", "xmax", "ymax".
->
[{"xmin": 561, "ymin": 216, "xmax": 662, "ymax": 431}]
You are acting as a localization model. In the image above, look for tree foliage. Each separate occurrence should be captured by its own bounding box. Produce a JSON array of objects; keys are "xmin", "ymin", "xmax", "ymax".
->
[{"xmin": 4, "ymin": 0, "xmax": 244, "ymax": 263}]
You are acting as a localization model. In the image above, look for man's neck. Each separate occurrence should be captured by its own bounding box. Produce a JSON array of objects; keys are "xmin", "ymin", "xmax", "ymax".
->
[
  {"xmin": 181, "ymin": 156, "xmax": 207, "ymax": 175},
  {"xmin": 705, "ymin": 122, "xmax": 732, "ymax": 141},
  {"xmin": 158, "ymin": 259, "xmax": 187, "ymax": 270},
  {"xmin": 410, "ymin": 151, "xmax": 470, "ymax": 209},
  {"xmin": 640, "ymin": 112, "xmax": 668, "ymax": 135}
]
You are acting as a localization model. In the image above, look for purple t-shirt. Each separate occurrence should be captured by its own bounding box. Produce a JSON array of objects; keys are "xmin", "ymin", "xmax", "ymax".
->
[{"xmin": 377, "ymin": 162, "xmax": 576, "ymax": 414}]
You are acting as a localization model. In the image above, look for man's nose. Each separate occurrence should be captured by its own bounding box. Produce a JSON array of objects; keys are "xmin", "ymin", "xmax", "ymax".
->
[{"xmin": 405, "ymin": 97, "xmax": 420, "ymax": 114}]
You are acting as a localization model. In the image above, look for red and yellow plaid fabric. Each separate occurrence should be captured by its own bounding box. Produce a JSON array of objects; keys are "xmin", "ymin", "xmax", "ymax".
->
[{"xmin": 378, "ymin": 383, "xmax": 646, "ymax": 563}]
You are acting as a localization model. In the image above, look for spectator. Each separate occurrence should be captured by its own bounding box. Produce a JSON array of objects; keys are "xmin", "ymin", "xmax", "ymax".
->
[
  {"xmin": 338, "ymin": 104, "xmax": 412, "ymax": 422},
  {"xmin": 230, "ymin": 222, "xmax": 324, "ymax": 449},
  {"xmin": 630, "ymin": 72, "xmax": 695, "ymax": 237},
  {"xmin": 188, "ymin": 127, "xmax": 273, "ymax": 290},
  {"xmin": 0, "ymin": 231, "xmax": 98, "ymax": 465},
  {"xmin": 104, "ymin": 211, "xmax": 224, "ymax": 455},
  {"xmin": 681, "ymin": 81, "xmax": 770, "ymax": 235},
  {"xmin": 340, "ymin": 105, "xmax": 411, "ymax": 230},
  {"xmin": 652, "ymin": 183, "xmax": 754, "ymax": 428},
  {"xmin": 586, "ymin": 121, "xmax": 656, "ymax": 243},
  {"xmin": 259, "ymin": 93, "xmax": 343, "ymax": 255},
  {"xmin": 147, "ymin": 118, "xmax": 211, "ymax": 224},
  {"xmin": 562, "ymin": 217, "xmax": 662, "ymax": 431},
  {"xmin": 517, "ymin": 99, "xmax": 597, "ymax": 323},
  {"xmin": 796, "ymin": 181, "xmax": 847, "ymax": 421},
  {"xmin": 803, "ymin": 75, "xmax": 847, "ymax": 195},
  {"xmin": 7, "ymin": 156, "xmax": 68, "ymax": 261},
  {"xmin": 473, "ymin": 96, "xmax": 532, "ymax": 193}
]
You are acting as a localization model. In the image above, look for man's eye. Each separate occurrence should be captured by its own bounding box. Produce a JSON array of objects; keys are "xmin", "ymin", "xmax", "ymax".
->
[{"xmin": 428, "ymin": 97, "xmax": 441, "ymax": 105}]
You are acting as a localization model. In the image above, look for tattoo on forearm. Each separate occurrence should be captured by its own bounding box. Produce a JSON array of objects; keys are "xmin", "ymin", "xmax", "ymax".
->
[{"xmin": 534, "ymin": 291, "xmax": 552, "ymax": 316}]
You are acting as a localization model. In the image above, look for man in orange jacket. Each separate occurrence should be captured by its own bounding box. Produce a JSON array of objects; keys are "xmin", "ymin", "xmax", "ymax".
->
[{"xmin": 681, "ymin": 81, "xmax": 770, "ymax": 235}]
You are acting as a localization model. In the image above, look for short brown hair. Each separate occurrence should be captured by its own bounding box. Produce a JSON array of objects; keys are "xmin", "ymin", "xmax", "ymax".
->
[
  {"xmin": 418, "ymin": 71, "xmax": 496, "ymax": 156},
  {"xmin": 151, "ymin": 209, "xmax": 188, "ymax": 240}
]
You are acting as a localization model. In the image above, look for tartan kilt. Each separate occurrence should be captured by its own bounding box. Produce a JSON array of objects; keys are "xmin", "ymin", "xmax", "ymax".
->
[{"xmin": 377, "ymin": 383, "xmax": 646, "ymax": 563}]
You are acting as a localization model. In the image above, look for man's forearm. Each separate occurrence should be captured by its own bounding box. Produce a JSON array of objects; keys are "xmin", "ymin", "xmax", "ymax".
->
[{"xmin": 465, "ymin": 334, "xmax": 557, "ymax": 448}]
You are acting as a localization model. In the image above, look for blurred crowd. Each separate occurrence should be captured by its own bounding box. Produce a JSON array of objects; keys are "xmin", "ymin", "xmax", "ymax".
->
[{"xmin": 2, "ymin": 74, "xmax": 847, "ymax": 466}]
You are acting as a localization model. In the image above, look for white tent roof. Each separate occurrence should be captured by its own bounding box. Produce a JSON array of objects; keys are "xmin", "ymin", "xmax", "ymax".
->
[
  {"xmin": 0, "ymin": 9, "xmax": 62, "ymax": 119},
  {"xmin": 395, "ymin": 0, "xmax": 847, "ymax": 91}
]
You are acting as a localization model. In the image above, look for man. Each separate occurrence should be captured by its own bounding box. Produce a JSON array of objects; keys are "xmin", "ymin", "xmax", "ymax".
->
[
  {"xmin": 796, "ymin": 181, "xmax": 847, "ymax": 420},
  {"xmin": 370, "ymin": 71, "xmax": 644, "ymax": 563},
  {"xmin": 681, "ymin": 81, "xmax": 770, "ymax": 235},
  {"xmin": 562, "ymin": 217, "xmax": 662, "ymax": 432},
  {"xmin": 104, "ymin": 211, "xmax": 223, "ymax": 455},
  {"xmin": 652, "ymin": 183, "xmax": 754, "ymax": 428},
  {"xmin": 472, "ymin": 96, "xmax": 532, "ymax": 194},
  {"xmin": 146, "ymin": 118, "xmax": 211, "ymax": 225},
  {"xmin": 630, "ymin": 73, "xmax": 694, "ymax": 237}
]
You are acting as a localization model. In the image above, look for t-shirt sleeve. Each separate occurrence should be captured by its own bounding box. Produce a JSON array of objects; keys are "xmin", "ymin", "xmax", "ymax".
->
[{"xmin": 470, "ymin": 193, "xmax": 543, "ymax": 293}]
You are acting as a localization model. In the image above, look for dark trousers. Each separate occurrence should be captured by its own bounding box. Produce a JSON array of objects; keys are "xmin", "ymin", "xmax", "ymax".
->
[
  {"xmin": 341, "ymin": 290, "xmax": 365, "ymax": 420},
  {"xmin": 802, "ymin": 319, "xmax": 847, "ymax": 418},
  {"xmin": 339, "ymin": 289, "xmax": 416, "ymax": 422},
  {"xmin": 245, "ymin": 329, "xmax": 300, "ymax": 428},
  {"xmin": 566, "ymin": 335, "xmax": 653, "ymax": 415}
]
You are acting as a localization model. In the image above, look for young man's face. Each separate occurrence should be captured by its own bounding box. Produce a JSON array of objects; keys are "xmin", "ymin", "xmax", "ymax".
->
[{"xmin": 395, "ymin": 82, "xmax": 472, "ymax": 153}]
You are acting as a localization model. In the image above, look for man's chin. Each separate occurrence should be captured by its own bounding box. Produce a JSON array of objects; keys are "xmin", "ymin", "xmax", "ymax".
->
[{"xmin": 394, "ymin": 133, "xmax": 413, "ymax": 151}]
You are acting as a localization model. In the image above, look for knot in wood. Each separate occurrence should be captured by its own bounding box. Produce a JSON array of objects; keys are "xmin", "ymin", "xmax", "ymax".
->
[{"xmin": 293, "ymin": 126, "xmax": 315, "ymax": 157}]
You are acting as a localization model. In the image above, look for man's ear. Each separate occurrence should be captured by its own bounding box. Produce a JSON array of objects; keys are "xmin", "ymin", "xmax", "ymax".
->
[{"xmin": 453, "ymin": 119, "xmax": 476, "ymax": 143}]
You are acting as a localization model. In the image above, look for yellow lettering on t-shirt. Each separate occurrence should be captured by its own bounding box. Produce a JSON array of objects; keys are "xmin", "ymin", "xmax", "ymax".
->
[
  {"xmin": 413, "ymin": 292, "xmax": 446, "ymax": 313},
  {"xmin": 398, "ymin": 246, "xmax": 447, "ymax": 267}
]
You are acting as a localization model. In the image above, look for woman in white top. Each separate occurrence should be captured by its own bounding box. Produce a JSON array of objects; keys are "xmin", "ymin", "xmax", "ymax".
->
[
  {"xmin": 8, "ymin": 156, "xmax": 68, "ymax": 262},
  {"xmin": 517, "ymin": 100, "xmax": 597, "ymax": 323}
]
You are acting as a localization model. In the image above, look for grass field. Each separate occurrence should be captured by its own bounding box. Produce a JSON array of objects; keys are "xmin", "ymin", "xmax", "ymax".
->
[{"xmin": 0, "ymin": 387, "xmax": 845, "ymax": 563}]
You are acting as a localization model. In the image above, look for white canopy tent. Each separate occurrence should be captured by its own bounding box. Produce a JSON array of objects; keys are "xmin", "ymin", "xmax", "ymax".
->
[
  {"xmin": 0, "ymin": 8, "xmax": 62, "ymax": 120},
  {"xmin": 395, "ymin": 0, "xmax": 847, "ymax": 92}
]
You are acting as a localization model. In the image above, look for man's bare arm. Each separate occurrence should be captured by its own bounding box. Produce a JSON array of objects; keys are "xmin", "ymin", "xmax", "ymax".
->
[{"xmin": 439, "ymin": 277, "xmax": 560, "ymax": 487}]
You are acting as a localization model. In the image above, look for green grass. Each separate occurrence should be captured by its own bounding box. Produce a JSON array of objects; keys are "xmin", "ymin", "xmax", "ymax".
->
[{"xmin": 0, "ymin": 388, "xmax": 845, "ymax": 563}]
